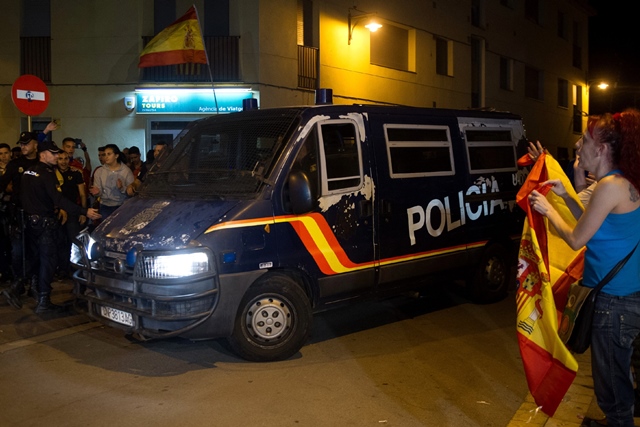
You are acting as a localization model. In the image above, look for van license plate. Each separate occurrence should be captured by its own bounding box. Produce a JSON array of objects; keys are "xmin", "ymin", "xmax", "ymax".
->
[{"xmin": 100, "ymin": 306, "xmax": 133, "ymax": 327}]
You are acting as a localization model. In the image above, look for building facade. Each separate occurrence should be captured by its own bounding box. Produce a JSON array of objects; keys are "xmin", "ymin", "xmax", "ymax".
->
[{"xmin": 0, "ymin": 0, "xmax": 593, "ymax": 161}]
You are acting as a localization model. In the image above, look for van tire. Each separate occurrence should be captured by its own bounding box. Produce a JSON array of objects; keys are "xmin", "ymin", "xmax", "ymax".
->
[
  {"xmin": 469, "ymin": 243, "xmax": 510, "ymax": 303},
  {"xmin": 227, "ymin": 273, "xmax": 312, "ymax": 362}
]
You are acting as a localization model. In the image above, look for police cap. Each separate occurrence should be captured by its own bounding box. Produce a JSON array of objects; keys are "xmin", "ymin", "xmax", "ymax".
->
[
  {"xmin": 17, "ymin": 131, "xmax": 38, "ymax": 145},
  {"xmin": 38, "ymin": 140, "xmax": 62, "ymax": 154}
]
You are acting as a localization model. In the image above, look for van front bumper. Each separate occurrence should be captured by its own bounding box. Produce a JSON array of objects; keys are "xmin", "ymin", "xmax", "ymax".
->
[{"xmin": 71, "ymin": 234, "xmax": 219, "ymax": 339}]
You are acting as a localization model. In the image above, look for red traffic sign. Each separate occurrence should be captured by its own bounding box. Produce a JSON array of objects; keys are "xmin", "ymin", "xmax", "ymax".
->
[{"xmin": 11, "ymin": 74, "xmax": 50, "ymax": 116}]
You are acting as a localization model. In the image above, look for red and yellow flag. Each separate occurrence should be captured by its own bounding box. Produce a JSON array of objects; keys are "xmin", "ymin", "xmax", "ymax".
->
[
  {"xmin": 138, "ymin": 5, "xmax": 207, "ymax": 68},
  {"xmin": 515, "ymin": 153, "xmax": 585, "ymax": 416}
]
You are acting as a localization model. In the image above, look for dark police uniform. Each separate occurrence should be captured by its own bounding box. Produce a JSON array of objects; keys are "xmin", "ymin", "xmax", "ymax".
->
[
  {"xmin": 0, "ymin": 156, "xmax": 40, "ymax": 205},
  {"xmin": 19, "ymin": 149, "xmax": 90, "ymax": 313},
  {"xmin": 0, "ymin": 147, "xmax": 39, "ymax": 287}
]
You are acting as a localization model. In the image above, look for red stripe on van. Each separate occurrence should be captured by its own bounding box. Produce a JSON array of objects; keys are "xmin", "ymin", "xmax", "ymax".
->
[{"xmin": 205, "ymin": 213, "xmax": 488, "ymax": 276}]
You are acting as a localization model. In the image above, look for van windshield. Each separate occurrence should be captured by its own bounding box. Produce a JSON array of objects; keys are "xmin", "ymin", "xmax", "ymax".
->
[{"xmin": 141, "ymin": 109, "xmax": 301, "ymax": 199}]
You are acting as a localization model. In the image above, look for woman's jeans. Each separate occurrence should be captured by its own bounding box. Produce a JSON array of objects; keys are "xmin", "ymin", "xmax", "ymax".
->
[{"xmin": 592, "ymin": 291, "xmax": 640, "ymax": 427}]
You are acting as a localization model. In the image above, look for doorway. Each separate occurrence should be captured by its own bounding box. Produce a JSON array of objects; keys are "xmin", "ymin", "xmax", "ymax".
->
[{"xmin": 148, "ymin": 119, "xmax": 193, "ymax": 155}]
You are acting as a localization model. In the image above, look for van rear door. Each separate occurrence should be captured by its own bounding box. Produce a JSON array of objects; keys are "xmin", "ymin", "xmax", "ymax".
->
[{"xmin": 457, "ymin": 116, "xmax": 524, "ymax": 243}]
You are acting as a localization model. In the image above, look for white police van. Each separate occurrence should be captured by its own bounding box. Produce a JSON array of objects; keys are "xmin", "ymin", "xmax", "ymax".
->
[{"xmin": 71, "ymin": 100, "xmax": 527, "ymax": 361}]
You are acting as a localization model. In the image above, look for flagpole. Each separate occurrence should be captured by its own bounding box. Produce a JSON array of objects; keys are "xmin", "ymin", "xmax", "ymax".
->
[{"xmin": 193, "ymin": 5, "xmax": 219, "ymax": 114}]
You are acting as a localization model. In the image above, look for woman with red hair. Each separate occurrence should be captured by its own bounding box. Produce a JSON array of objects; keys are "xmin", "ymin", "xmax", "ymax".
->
[{"xmin": 529, "ymin": 109, "xmax": 640, "ymax": 426}]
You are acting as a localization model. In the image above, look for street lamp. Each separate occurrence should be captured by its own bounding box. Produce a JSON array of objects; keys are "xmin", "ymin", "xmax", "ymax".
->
[
  {"xmin": 586, "ymin": 79, "xmax": 610, "ymax": 90},
  {"xmin": 348, "ymin": 7, "xmax": 382, "ymax": 45},
  {"xmin": 598, "ymin": 83, "xmax": 640, "ymax": 112},
  {"xmin": 586, "ymin": 79, "xmax": 611, "ymax": 113}
]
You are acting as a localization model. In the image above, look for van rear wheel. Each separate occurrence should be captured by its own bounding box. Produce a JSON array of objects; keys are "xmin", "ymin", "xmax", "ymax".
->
[
  {"xmin": 227, "ymin": 273, "xmax": 312, "ymax": 362},
  {"xmin": 469, "ymin": 244, "xmax": 510, "ymax": 303}
]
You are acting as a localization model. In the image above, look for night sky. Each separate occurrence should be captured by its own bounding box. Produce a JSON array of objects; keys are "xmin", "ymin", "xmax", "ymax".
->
[{"xmin": 588, "ymin": 0, "xmax": 640, "ymax": 113}]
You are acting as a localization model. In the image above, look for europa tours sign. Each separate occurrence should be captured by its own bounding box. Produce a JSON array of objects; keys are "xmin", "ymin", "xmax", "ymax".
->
[{"xmin": 11, "ymin": 74, "xmax": 50, "ymax": 116}]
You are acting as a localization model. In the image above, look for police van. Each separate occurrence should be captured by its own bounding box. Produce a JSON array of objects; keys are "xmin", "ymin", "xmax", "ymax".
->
[{"xmin": 71, "ymin": 101, "xmax": 527, "ymax": 362}]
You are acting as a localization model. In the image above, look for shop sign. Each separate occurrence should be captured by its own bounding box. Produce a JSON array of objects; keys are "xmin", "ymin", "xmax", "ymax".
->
[{"xmin": 135, "ymin": 88, "xmax": 257, "ymax": 114}]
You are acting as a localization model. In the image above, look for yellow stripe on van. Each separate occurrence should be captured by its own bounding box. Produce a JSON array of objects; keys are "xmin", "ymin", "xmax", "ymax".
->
[{"xmin": 204, "ymin": 213, "xmax": 488, "ymax": 276}]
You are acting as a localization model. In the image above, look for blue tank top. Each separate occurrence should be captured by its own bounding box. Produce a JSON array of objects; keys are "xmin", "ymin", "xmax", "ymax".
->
[{"xmin": 583, "ymin": 171, "xmax": 640, "ymax": 295}]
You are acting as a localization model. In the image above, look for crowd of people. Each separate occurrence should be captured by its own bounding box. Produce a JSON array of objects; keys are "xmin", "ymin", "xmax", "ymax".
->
[{"xmin": 0, "ymin": 121, "xmax": 163, "ymax": 314}]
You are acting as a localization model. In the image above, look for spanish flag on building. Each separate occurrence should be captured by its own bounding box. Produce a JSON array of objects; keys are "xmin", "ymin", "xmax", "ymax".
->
[
  {"xmin": 138, "ymin": 5, "xmax": 207, "ymax": 68},
  {"xmin": 515, "ymin": 152, "xmax": 585, "ymax": 416}
]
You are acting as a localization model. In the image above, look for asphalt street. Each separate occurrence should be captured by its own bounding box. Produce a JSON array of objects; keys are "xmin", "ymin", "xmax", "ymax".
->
[{"xmin": 1, "ymin": 279, "xmax": 529, "ymax": 426}]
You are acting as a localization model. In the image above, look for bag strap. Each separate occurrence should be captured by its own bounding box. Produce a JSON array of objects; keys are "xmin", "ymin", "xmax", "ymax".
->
[{"xmin": 594, "ymin": 241, "xmax": 640, "ymax": 292}]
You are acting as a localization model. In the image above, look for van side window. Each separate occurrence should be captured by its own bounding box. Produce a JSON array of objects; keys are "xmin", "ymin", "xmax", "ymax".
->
[
  {"xmin": 319, "ymin": 122, "xmax": 362, "ymax": 193},
  {"xmin": 384, "ymin": 124, "xmax": 454, "ymax": 178},
  {"xmin": 464, "ymin": 129, "xmax": 517, "ymax": 173}
]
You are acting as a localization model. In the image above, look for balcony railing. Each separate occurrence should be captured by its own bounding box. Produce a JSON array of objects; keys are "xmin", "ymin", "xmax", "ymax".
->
[
  {"xmin": 22, "ymin": 36, "xmax": 315, "ymax": 90},
  {"xmin": 298, "ymin": 45, "xmax": 318, "ymax": 90},
  {"xmin": 140, "ymin": 36, "xmax": 241, "ymax": 83},
  {"xmin": 21, "ymin": 37, "xmax": 52, "ymax": 83}
]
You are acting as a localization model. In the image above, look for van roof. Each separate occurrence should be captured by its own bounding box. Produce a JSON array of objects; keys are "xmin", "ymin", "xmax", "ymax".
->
[{"xmin": 239, "ymin": 103, "xmax": 522, "ymax": 121}]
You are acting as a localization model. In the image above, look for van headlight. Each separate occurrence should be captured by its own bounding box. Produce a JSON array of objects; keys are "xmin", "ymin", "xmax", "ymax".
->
[
  {"xmin": 70, "ymin": 232, "xmax": 96, "ymax": 265},
  {"xmin": 70, "ymin": 240, "xmax": 84, "ymax": 264},
  {"xmin": 135, "ymin": 251, "xmax": 211, "ymax": 279}
]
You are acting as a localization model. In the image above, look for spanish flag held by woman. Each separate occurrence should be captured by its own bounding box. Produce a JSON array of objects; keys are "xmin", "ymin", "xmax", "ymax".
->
[{"xmin": 515, "ymin": 152, "xmax": 585, "ymax": 416}]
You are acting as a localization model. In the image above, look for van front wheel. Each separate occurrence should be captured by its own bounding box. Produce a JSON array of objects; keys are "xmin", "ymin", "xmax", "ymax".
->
[
  {"xmin": 227, "ymin": 273, "xmax": 312, "ymax": 362},
  {"xmin": 469, "ymin": 244, "xmax": 510, "ymax": 303}
]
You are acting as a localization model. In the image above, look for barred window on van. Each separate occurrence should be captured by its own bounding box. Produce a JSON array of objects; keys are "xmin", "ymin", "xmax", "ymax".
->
[
  {"xmin": 464, "ymin": 129, "xmax": 517, "ymax": 173},
  {"xmin": 384, "ymin": 125, "xmax": 455, "ymax": 178}
]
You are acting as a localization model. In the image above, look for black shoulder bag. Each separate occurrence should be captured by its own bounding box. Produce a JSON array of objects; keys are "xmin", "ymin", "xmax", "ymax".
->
[{"xmin": 560, "ymin": 242, "xmax": 639, "ymax": 354}]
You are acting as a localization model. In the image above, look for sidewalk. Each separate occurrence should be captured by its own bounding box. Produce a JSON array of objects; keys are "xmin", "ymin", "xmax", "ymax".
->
[{"xmin": 508, "ymin": 351, "xmax": 608, "ymax": 427}]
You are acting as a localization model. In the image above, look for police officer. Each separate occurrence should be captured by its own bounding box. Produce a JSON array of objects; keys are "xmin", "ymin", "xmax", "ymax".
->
[
  {"xmin": 0, "ymin": 143, "xmax": 12, "ymax": 282},
  {"xmin": 4, "ymin": 140, "xmax": 100, "ymax": 313},
  {"xmin": 0, "ymin": 131, "xmax": 42, "ymax": 301}
]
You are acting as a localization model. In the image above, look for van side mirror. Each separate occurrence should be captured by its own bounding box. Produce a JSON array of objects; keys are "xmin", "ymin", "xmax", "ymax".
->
[{"xmin": 288, "ymin": 171, "xmax": 314, "ymax": 214}]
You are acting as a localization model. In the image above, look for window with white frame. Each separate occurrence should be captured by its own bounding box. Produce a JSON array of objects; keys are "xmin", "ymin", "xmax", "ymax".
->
[
  {"xmin": 385, "ymin": 125, "xmax": 454, "ymax": 178},
  {"xmin": 318, "ymin": 121, "xmax": 362, "ymax": 193},
  {"xmin": 464, "ymin": 129, "xmax": 517, "ymax": 173}
]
